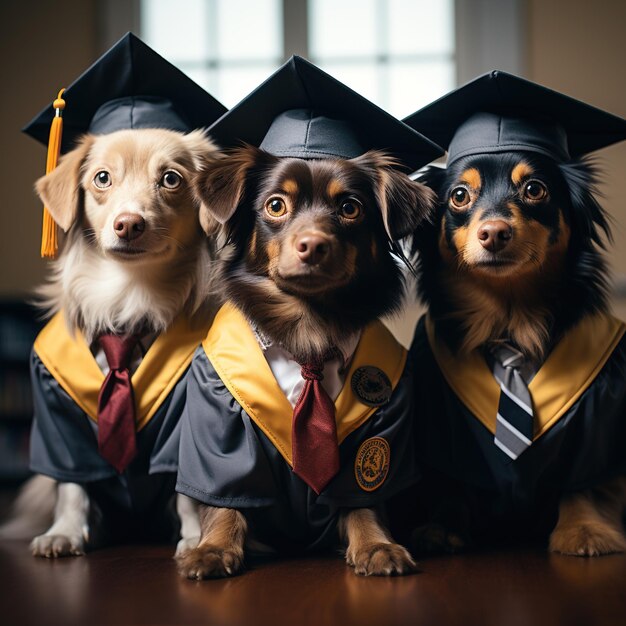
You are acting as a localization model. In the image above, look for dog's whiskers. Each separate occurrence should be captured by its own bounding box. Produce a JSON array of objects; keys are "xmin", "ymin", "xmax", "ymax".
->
[
  {"xmin": 83, "ymin": 228, "xmax": 98, "ymax": 245},
  {"xmin": 159, "ymin": 233, "xmax": 187, "ymax": 251}
]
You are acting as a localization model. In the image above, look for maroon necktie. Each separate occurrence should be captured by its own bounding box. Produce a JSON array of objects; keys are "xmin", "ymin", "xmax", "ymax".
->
[
  {"xmin": 292, "ymin": 359, "xmax": 340, "ymax": 494},
  {"xmin": 97, "ymin": 334, "xmax": 138, "ymax": 473}
]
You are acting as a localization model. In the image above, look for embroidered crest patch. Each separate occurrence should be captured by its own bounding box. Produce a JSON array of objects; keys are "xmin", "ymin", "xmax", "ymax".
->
[
  {"xmin": 354, "ymin": 437, "xmax": 390, "ymax": 491},
  {"xmin": 351, "ymin": 366, "xmax": 392, "ymax": 407}
]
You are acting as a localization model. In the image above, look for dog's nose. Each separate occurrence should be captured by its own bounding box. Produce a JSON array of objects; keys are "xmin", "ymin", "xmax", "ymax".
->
[
  {"xmin": 295, "ymin": 233, "xmax": 331, "ymax": 265},
  {"xmin": 114, "ymin": 213, "xmax": 146, "ymax": 241},
  {"xmin": 477, "ymin": 220, "xmax": 512, "ymax": 253}
]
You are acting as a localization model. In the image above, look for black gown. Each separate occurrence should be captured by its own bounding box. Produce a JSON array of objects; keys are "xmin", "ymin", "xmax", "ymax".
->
[
  {"xmin": 407, "ymin": 312, "xmax": 626, "ymax": 544},
  {"xmin": 29, "ymin": 311, "xmax": 209, "ymax": 542},
  {"xmin": 176, "ymin": 303, "xmax": 420, "ymax": 552}
]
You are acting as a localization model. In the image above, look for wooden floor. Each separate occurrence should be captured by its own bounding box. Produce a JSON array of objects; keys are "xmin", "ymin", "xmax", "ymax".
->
[{"xmin": 1, "ymin": 540, "xmax": 625, "ymax": 626}]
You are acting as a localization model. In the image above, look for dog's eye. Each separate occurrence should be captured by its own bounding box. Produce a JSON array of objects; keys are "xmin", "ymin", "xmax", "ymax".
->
[
  {"xmin": 160, "ymin": 171, "xmax": 182, "ymax": 189},
  {"xmin": 339, "ymin": 199, "xmax": 362, "ymax": 220},
  {"xmin": 93, "ymin": 171, "xmax": 111, "ymax": 189},
  {"xmin": 265, "ymin": 197, "xmax": 287, "ymax": 218},
  {"xmin": 524, "ymin": 180, "xmax": 547, "ymax": 201},
  {"xmin": 450, "ymin": 187, "xmax": 470, "ymax": 209}
]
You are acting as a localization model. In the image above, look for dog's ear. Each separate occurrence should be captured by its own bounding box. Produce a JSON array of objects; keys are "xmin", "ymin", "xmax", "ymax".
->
[
  {"xmin": 411, "ymin": 164, "xmax": 448, "ymax": 258},
  {"xmin": 195, "ymin": 145, "xmax": 276, "ymax": 233},
  {"xmin": 182, "ymin": 130, "xmax": 223, "ymax": 236},
  {"xmin": 353, "ymin": 151, "xmax": 438, "ymax": 241},
  {"xmin": 559, "ymin": 158, "xmax": 612, "ymax": 248},
  {"xmin": 182, "ymin": 129, "xmax": 221, "ymax": 171},
  {"xmin": 35, "ymin": 135, "xmax": 95, "ymax": 232}
]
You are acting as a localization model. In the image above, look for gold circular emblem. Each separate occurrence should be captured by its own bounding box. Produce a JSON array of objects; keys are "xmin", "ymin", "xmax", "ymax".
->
[{"xmin": 354, "ymin": 437, "xmax": 390, "ymax": 492}]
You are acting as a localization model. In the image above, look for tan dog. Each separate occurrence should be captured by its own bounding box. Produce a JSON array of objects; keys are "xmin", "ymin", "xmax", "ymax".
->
[
  {"xmin": 36, "ymin": 128, "xmax": 218, "ymax": 339},
  {"xmin": 3, "ymin": 128, "xmax": 219, "ymax": 557}
]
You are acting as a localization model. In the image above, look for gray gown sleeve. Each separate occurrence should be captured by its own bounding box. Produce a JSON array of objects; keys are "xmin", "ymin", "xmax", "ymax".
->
[
  {"xmin": 29, "ymin": 348, "xmax": 116, "ymax": 482},
  {"xmin": 176, "ymin": 347, "xmax": 279, "ymax": 507}
]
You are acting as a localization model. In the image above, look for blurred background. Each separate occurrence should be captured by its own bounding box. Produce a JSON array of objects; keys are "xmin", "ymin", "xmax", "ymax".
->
[{"xmin": 0, "ymin": 0, "xmax": 624, "ymax": 479}]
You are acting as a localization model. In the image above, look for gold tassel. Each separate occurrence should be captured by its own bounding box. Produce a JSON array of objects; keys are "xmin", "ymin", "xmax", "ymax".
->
[{"xmin": 41, "ymin": 88, "xmax": 66, "ymax": 259}]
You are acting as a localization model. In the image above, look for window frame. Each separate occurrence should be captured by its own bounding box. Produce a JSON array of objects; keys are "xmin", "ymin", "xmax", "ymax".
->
[{"xmin": 97, "ymin": 0, "xmax": 525, "ymax": 88}]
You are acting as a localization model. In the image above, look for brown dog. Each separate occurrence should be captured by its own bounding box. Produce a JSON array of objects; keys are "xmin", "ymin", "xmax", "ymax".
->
[{"xmin": 175, "ymin": 145, "xmax": 436, "ymax": 578}]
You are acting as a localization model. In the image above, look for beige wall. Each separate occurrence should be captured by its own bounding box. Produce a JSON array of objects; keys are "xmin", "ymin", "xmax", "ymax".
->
[
  {"xmin": 1, "ymin": 0, "xmax": 625, "ymax": 321},
  {"xmin": 527, "ymin": 0, "xmax": 626, "ymax": 291},
  {"xmin": 0, "ymin": 0, "xmax": 98, "ymax": 297},
  {"xmin": 392, "ymin": 0, "xmax": 626, "ymax": 346}
]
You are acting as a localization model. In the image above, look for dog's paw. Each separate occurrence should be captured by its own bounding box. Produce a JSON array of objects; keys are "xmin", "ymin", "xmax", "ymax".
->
[
  {"xmin": 175, "ymin": 535, "xmax": 200, "ymax": 557},
  {"xmin": 31, "ymin": 533, "xmax": 85, "ymax": 558},
  {"xmin": 176, "ymin": 545, "xmax": 243, "ymax": 579},
  {"xmin": 347, "ymin": 542, "xmax": 417, "ymax": 576},
  {"xmin": 549, "ymin": 522, "xmax": 626, "ymax": 557},
  {"xmin": 411, "ymin": 523, "xmax": 466, "ymax": 555}
]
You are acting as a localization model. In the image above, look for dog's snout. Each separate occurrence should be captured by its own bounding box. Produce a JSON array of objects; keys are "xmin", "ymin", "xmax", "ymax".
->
[
  {"xmin": 114, "ymin": 213, "xmax": 146, "ymax": 241},
  {"xmin": 477, "ymin": 220, "xmax": 512, "ymax": 253},
  {"xmin": 295, "ymin": 233, "xmax": 331, "ymax": 265}
]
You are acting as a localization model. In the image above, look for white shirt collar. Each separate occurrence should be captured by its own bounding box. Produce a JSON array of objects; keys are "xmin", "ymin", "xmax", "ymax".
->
[{"xmin": 251, "ymin": 323, "xmax": 361, "ymax": 407}]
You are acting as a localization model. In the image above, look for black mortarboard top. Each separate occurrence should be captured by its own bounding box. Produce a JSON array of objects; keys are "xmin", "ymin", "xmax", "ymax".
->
[
  {"xmin": 403, "ymin": 70, "xmax": 626, "ymax": 165},
  {"xmin": 207, "ymin": 56, "xmax": 443, "ymax": 172},
  {"xmin": 23, "ymin": 32, "xmax": 227, "ymax": 154}
]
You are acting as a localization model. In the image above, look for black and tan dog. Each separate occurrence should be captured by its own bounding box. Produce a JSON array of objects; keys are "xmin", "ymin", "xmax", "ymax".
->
[
  {"xmin": 416, "ymin": 151, "xmax": 610, "ymax": 361},
  {"xmin": 404, "ymin": 71, "xmax": 626, "ymax": 556},
  {"xmin": 174, "ymin": 56, "xmax": 442, "ymax": 578}
]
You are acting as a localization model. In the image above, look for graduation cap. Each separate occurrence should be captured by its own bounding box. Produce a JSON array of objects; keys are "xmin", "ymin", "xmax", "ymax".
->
[
  {"xmin": 207, "ymin": 55, "xmax": 443, "ymax": 172},
  {"xmin": 402, "ymin": 70, "xmax": 626, "ymax": 165},
  {"xmin": 24, "ymin": 32, "xmax": 227, "ymax": 258}
]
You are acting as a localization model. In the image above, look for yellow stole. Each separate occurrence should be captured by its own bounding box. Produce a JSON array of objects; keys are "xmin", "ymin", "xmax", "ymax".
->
[
  {"xmin": 202, "ymin": 303, "xmax": 407, "ymax": 467},
  {"xmin": 34, "ymin": 311, "xmax": 209, "ymax": 430},
  {"xmin": 426, "ymin": 313, "xmax": 626, "ymax": 440}
]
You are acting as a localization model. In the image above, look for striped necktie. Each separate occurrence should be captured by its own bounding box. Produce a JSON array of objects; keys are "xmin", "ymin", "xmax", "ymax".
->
[{"xmin": 490, "ymin": 343, "xmax": 534, "ymax": 461}]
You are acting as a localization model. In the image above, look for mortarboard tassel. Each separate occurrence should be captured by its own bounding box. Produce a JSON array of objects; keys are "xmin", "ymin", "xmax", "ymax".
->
[{"xmin": 40, "ymin": 89, "xmax": 66, "ymax": 259}]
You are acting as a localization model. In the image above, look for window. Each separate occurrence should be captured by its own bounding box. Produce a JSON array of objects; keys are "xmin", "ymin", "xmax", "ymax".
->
[
  {"xmin": 308, "ymin": 0, "xmax": 455, "ymax": 118},
  {"xmin": 139, "ymin": 0, "xmax": 456, "ymax": 117},
  {"xmin": 141, "ymin": 0, "xmax": 283, "ymax": 106}
]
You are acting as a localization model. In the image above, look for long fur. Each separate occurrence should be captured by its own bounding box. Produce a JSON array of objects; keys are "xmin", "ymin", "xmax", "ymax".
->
[
  {"xmin": 34, "ymin": 128, "xmax": 220, "ymax": 341},
  {"xmin": 550, "ymin": 477, "xmax": 626, "ymax": 556},
  {"xmin": 2, "ymin": 128, "xmax": 221, "ymax": 551},
  {"xmin": 200, "ymin": 146, "xmax": 435, "ymax": 361},
  {"xmin": 414, "ymin": 153, "xmax": 611, "ymax": 360},
  {"xmin": 35, "ymin": 227, "xmax": 215, "ymax": 341},
  {"xmin": 177, "ymin": 146, "xmax": 435, "ymax": 578},
  {"xmin": 0, "ymin": 475, "xmax": 56, "ymax": 540},
  {"xmin": 411, "ymin": 151, "xmax": 626, "ymax": 556}
]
